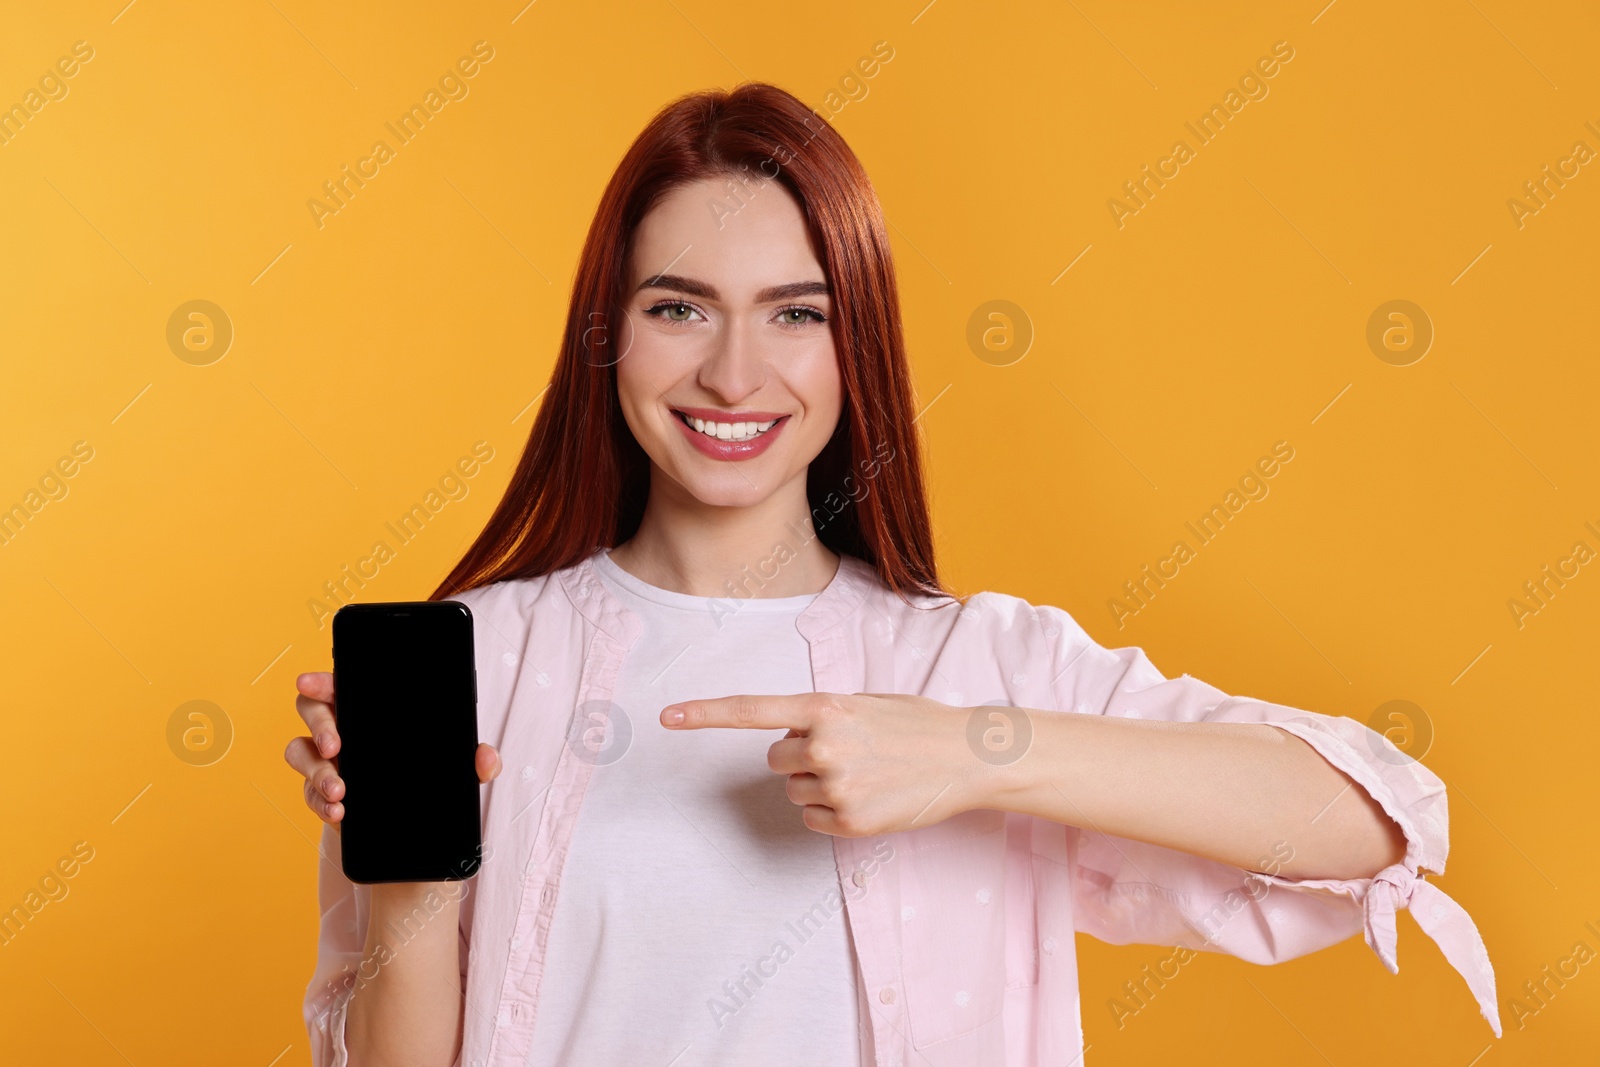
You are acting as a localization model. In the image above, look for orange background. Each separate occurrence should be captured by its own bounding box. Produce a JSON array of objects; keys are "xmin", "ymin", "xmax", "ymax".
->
[{"xmin": 2, "ymin": 1, "xmax": 1595, "ymax": 1062}]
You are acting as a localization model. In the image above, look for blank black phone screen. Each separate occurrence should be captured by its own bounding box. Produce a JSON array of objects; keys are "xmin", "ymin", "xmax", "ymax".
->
[{"xmin": 331, "ymin": 601, "xmax": 481, "ymax": 884}]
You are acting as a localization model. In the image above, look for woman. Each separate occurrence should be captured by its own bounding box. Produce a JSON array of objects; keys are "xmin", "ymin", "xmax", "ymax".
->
[{"xmin": 286, "ymin": 82, "xmax": 1501, "ymax": 1066}]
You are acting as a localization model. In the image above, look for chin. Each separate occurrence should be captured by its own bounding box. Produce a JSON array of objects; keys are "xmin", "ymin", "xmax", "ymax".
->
[{"xmin": 682, "ymin": 479, "xmax": 776, "ymax": 509}]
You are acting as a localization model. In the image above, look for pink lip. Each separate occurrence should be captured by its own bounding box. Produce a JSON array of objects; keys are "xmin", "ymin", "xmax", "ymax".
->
[{"xmin": 671, "ymin": 409, "xmax": 789, "ymax": 461}]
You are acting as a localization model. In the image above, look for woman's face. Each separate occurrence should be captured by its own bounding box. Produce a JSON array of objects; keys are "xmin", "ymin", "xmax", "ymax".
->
[{"xmin": 614, "ymin": 175, "xmax": 842, "ymax": 509}]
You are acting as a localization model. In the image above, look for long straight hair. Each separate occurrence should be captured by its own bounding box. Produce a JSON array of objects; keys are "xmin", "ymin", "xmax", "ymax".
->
[{"xmin": 430, "ymin": 82, "xmax": 945, "ymax": 602}]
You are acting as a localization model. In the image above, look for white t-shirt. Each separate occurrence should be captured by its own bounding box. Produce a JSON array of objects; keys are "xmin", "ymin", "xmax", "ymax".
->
[{"xmin": 523, "ymin": 548, "xmax": 863, "ymax": 1066}]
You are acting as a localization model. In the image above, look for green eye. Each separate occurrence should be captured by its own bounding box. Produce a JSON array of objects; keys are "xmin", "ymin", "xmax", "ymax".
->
[
  {"xmin": 777, "ymin": 305, "xmax": 826, "ymax": 326},
  {"xmin": 645, "ymin": 301, "xmax": 699, "ymax": 324}
]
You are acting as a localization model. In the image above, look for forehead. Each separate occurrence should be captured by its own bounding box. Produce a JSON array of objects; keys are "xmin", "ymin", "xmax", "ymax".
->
[{"xmin": 628, "ymin": 176, "xmax": 825, "ymax": 295}]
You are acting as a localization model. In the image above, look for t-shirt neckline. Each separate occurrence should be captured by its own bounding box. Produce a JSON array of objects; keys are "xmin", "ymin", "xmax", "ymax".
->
[{"xmin": 593, "ymin": 548, "xmax": 819, "ymax": 613}]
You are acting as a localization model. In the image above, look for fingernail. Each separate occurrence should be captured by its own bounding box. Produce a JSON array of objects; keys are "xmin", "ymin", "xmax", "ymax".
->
[
  {"xmin": 663, "ymin": 708, "xmax": 684, "ymax": 725},
  {"xmin": 316, "ymin": 733, "xmax": 333, "ymax": 755}
]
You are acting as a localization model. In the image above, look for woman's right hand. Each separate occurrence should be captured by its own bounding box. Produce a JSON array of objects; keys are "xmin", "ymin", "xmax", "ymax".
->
[{"xmin": 284, "ymin": 671, "xmax": 503, "ymax": 829}]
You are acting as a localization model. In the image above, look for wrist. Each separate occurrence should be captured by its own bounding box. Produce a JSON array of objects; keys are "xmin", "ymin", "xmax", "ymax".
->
[
  {"xmin": 369, "ymin": 879, "xmax": 468, "ymax": 912},
  {"xmin": 955, "ymin": 703, "xmax": 1046, "ymax": 815}
]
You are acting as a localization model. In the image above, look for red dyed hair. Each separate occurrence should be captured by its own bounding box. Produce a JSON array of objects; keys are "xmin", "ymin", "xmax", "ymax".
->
[{"xmin": 430, "ymin": 81, "xmax": 943, "ymax": 602}]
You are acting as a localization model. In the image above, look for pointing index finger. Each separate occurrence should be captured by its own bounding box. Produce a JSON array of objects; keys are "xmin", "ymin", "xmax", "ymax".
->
[{"xmin": 661, "ymin": 693, "xmax": 818, "ymax": 732}]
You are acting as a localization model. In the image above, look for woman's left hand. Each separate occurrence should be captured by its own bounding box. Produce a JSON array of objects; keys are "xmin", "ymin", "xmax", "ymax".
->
[{"xmin": 660, "ymin": 692, "xmax": 1000, "ymax": 837}]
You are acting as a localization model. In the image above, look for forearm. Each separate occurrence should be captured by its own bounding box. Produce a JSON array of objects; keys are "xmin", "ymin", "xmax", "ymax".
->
[
  {"xmin": 980, "ymin": 710, "xmax": 1406, "ymax": 881},
  {"xmin": 345, "ymin": 882, "xmax": 467, "ymax": 1067}
]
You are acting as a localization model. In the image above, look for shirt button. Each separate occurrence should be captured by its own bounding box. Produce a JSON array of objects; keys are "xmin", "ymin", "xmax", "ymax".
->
[
  {"xmin": 1011, "ymin": 671, "xmax": 1028, "ymax": 685},
  {"xmin": 496, "ymin": 1007, "xmax": 511, "ymax": 1026},
  {"xmin": 879, "ymin": 986, "xmax": 897, "ymax": 1005},
  {"xmin": 852, "ymin": 869, "xmax": 868, "ymax": 887},
  {"xmin": 521, "ymin": 765, "xmax": 535, "ymax": 780}
]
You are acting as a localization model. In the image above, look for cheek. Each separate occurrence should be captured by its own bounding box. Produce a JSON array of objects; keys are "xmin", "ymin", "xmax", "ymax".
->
[
  {"xmin": 612, "ymin": 350, "xmax": 654, "ymax": 439},
  {"xmin": 614, "ymin": 321, "xmax": 668, "ymax": 402},
  {"xmin": 802, "ymin": 347, "xmax": 844, "ymax": 430}
]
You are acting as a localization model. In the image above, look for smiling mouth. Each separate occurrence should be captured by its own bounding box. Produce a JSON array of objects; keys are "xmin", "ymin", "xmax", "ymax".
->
[{"xmin": 672, "ymin": 409, "xmax": 789, "ymax": 443}]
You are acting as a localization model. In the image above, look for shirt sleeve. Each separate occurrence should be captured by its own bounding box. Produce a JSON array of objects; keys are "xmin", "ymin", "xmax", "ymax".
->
[
  {"xmin": 1035, "ymin": 602, "xmax": 1502, "ymax": 1038},
  {"xmin": 302, "ymin": 823, "xmax": 366, "ymax": 1067},
  {"xmin": 301, "ymin": 825, "xmax": 474, "ymax": 1067}
]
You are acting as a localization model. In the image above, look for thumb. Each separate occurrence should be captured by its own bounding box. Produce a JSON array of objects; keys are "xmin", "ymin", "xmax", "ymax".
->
[{"xmin": 476, "ymin": 743, "xmax": 502, "ymax": 784}]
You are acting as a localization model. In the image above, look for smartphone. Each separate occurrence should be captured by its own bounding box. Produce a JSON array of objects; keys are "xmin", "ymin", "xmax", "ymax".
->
[{"xmin": 331, "ymin": 600, "xmax": 481, "ymax": 884}]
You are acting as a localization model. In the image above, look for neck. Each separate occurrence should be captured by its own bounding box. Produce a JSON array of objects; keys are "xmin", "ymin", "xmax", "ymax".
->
[{"xmin": 607, "ymin": 471, "xmax": 841, "ymax": 599}]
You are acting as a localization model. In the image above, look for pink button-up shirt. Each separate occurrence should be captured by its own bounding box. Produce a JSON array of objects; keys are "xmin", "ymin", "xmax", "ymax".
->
[{"xmin": 302, "ymin": 550, "xmax": 1502, "ymax": 1065}]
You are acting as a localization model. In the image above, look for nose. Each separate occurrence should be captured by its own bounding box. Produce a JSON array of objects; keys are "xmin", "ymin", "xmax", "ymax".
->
[{"xmin": 695, "ymin": 312, "xmax": 765, "ymax": 403}]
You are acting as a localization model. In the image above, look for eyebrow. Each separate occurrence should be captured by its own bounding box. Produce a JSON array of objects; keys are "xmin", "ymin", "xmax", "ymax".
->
[{"xmin": 635, "ymin": 274, "xmax": 830, "ymax": 304}]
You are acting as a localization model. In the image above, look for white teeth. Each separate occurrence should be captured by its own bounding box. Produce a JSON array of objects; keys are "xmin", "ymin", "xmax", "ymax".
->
[{"xmin": 685, "ymin": 415, "xmax": 780, "ymax": 442}]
